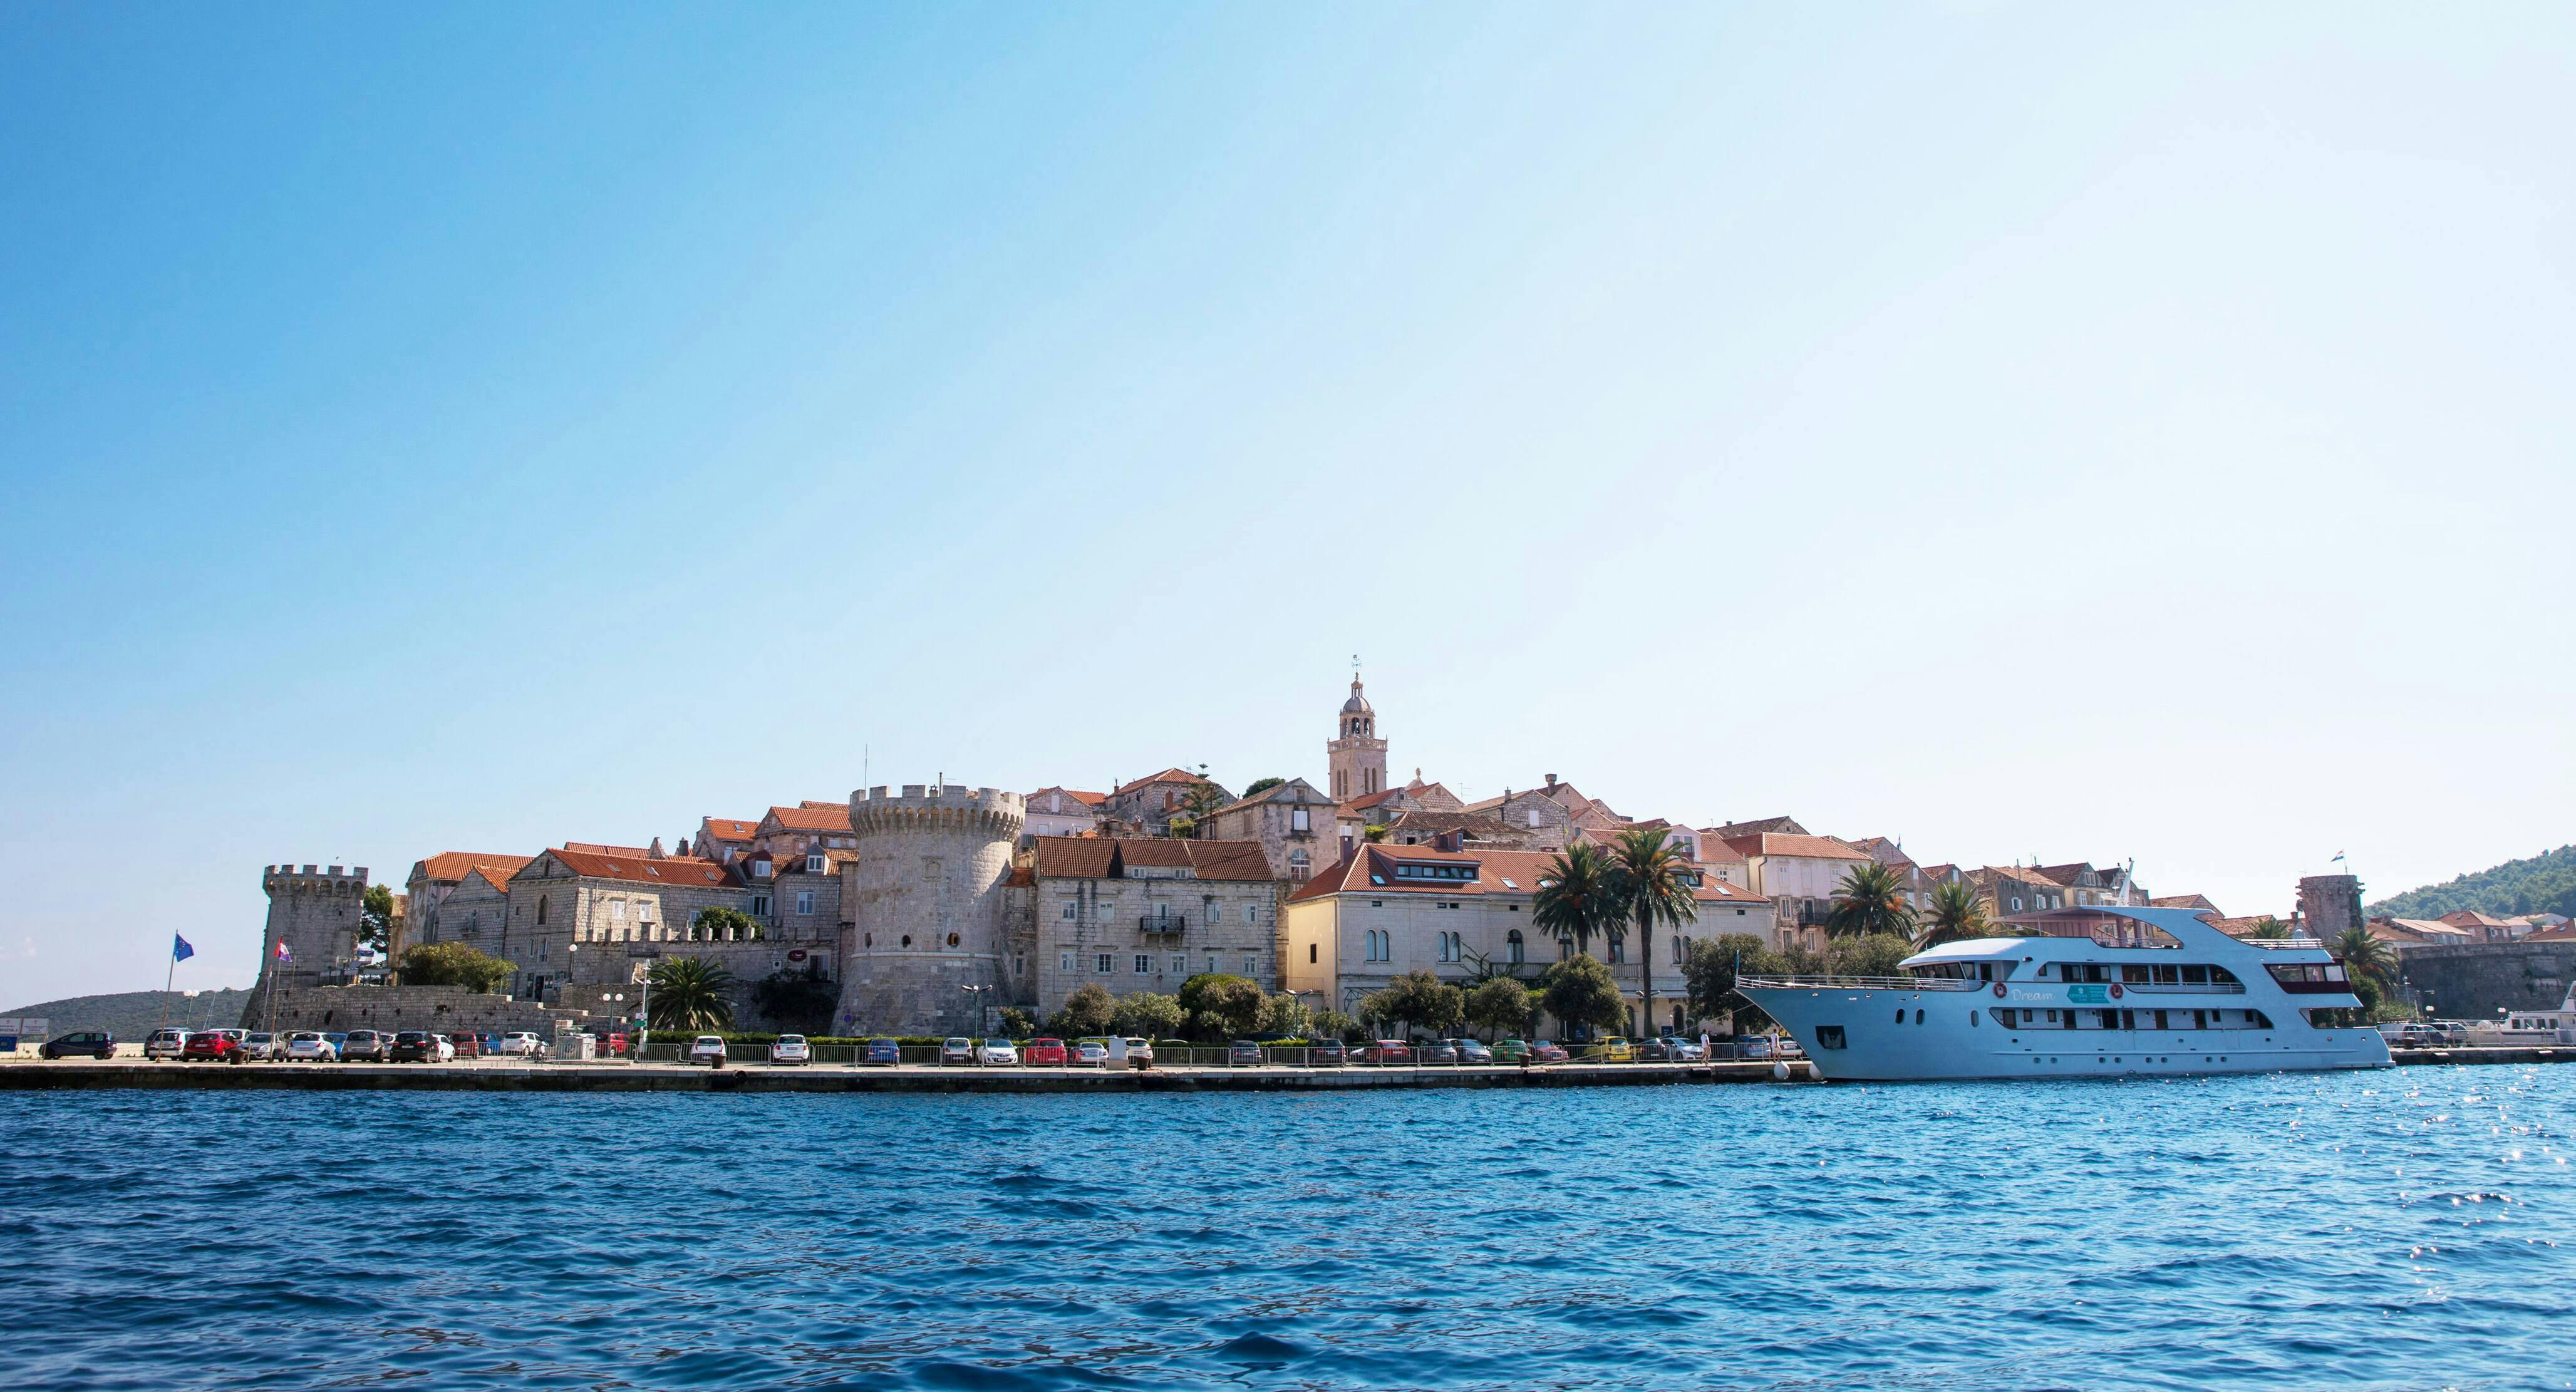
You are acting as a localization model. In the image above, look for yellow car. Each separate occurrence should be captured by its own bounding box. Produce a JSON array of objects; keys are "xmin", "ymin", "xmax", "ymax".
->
[{"xmin": 1583, "ymin": 1037, "xmax": 1636, "ymax": 1062}]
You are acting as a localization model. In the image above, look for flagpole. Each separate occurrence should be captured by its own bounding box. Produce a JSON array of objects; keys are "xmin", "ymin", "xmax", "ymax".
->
[{"xmin": 156, "ymin": 945, "xmax": 176, "ymax": 1044}]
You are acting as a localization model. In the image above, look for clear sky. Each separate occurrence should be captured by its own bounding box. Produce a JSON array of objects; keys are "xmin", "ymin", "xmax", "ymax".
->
[{"xmin": 4, "ymin": 4, "xmax": 2570, "ymax": 1004}]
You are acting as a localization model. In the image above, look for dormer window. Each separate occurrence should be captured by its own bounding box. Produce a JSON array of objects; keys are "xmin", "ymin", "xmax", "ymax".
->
[
  {"xmin": 753, "ymin": 860, "xmax": 773, "ymax": 879},
  {"xmin": 806, "ymin": 853, "xmax": 826, "ymax": 874},
  {"xmin": 1392, "ymin": 861, "xmax": 1477, "ymax": 882}
]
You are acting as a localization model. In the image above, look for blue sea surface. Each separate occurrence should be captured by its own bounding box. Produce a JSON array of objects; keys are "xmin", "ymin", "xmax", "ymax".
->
[{"xmin": 3, "ymin": 1069, "xmax": 2570, "ymax": 1391}]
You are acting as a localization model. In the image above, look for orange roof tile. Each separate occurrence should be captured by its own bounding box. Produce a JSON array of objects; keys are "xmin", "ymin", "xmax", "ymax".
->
[
  {"xmin": 412, "ymin": 851, "xmax": 536, "ymax": 884},
  {"xmin": 536, "ymin": 849, "xmax": 741, "ymax": 888},
  {"xmin": 1029, "ymin": 836, "xmax": 1275, "ymax": 882},
  {"xmin": 1722, "ymin": 833, "xmax": 1872, "ymax": 862},
  {"xmin": 763, "ymin": 804, "xmax": 850, "ymax": 833},
  {"xmin": 698, "ymin": 818, "xmax": 758, "ymax": 842}
]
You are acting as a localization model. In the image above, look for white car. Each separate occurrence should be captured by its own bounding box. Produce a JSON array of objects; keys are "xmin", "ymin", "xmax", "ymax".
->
[
  {"xmin": 688, "ymin": 1035, "xmax": 728, "ymax": 1067},
  {"xmin": 1121, "ymin": 1037, "xmax": 1154, "ymax": 1069},
  {"xmin": 495, "ymin": 1032, "xmax": 547, "ymax": 1058},
  {"xmin": 769, "ymin": 1034, "xmax": 811, "ymax": 1066},
  {"xmin": 939, "ymin": 1037, "xmax": 976, "ymax": 1066},
  {"xmin": 282, "ymin": 1031, "xmax": 338, "ymax": 1062},
  {"xmin": 1070, "ymin": 1038, "xmax": 1113, "ymax": 1068},
  {"xmin": 976, "ymin": 1037, "xmax": 1019, "ymax": 1066},
  {"xmin": 145, "ymin": 1028, "xmax": 189, "ymax": 1061}
]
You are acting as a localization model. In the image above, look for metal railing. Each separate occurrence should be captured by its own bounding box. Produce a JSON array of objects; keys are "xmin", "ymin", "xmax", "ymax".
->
[
  {"xmin": 2119, "ymin": 981, "xmax": 2247, "ymax": 994},
  {"xmin": 2243, "ymin": 937, "xmax": 2327, "ymax": 950},
  {"xmin": 1738, "ymin": 974, "xmax": 1984, "ymax": 992},
  {"xmin": 1137, "ymin": 916, "xmax": 1187, "ymax": 935}
]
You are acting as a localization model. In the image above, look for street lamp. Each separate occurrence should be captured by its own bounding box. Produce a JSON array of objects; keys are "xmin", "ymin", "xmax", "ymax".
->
[{"xmin": 961, "ymin": 984, "xmax": 993, "ymax": 1036}]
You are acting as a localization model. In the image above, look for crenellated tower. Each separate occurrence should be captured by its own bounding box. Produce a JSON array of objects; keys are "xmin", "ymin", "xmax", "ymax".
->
[
  {"xmin": 836, "ymin": 784, "xmax": 1025, "ymax": 1035},
  {"xmin": 242, "ymin": 863, "xmax": 368, "ymax": 1026}
]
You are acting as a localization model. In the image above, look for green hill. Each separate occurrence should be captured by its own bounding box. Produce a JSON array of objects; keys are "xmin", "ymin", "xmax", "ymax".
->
[
  {"xmin": 2366, "ymin": 845, "xmax": 2576, "ymax": 922},
  {"xmin": 3, "ymin": 989, "xmax": 255, "ymax": 1039}
]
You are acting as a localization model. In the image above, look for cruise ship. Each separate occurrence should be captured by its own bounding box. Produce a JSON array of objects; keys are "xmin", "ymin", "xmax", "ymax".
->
[{"xmin": 1737, "ymin": 905, "xmax": 2391, "ymax": 1081}]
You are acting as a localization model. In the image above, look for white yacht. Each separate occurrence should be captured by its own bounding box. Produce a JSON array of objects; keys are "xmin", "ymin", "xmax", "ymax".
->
[{"xmin": 1739, "ymin": 905, "xmax": 2391, "ymax": 1081}]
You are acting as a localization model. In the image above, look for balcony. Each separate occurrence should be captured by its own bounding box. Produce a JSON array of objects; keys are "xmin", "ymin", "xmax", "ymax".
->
[{"xmin": 1137, "ymin": 915, "xmax": 1187, "ymax": 937}]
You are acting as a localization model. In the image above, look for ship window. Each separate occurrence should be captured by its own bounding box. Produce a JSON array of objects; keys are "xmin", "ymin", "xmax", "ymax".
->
[
  {"xmin": 2181, "ymin": 965, "xmax": 2209, "ymax": 984},
  {"xmin": 1894, "ymin": 1009, "xmax": 1905, "ymax": 1024},
  {"xmin": 1970, "ymin": 1010, "xmax": 1980, "ymax": 1027},
  {"xmin": 1914, "ymin": 1009, "xmax": 1925, "ymax": 1026}
]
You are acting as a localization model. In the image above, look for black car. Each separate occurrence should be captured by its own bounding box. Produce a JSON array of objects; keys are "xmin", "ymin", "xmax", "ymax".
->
[
  {"xmin": 1635, "ymin": 1037, "xmax": 1685, "ymax": 1062},
  {"xmin": 389, "ymin": 1031, "xmax": 444, "ymax": 1062},
  {"xmin": 41, "ymin": 1030, "xmax": 115, "ymax": 1060},
  {"xmin": 1307, "ymin": 1039, "xmax": 1347, "ymax": 1067},
  {"xmin": 1418, "ymin": 1041, "xmax": 1460, "ymax": 1064}
]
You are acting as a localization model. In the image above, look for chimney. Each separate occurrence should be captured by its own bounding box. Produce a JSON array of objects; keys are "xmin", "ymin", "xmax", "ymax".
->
[
  {"xmin": 677, "ymin": 836, "xmax": 691, "ymax": 857},
  {"xmin": 1544, "ymin": 774, "xmax": 1557, "ymax": 787},
  {"xmin": 648, "ymin": 836, "xmax": 666, "ymax": 860},
  {"xmin": 1340, "ymin": 833, "xmax": 1354, "ymax": 860}
]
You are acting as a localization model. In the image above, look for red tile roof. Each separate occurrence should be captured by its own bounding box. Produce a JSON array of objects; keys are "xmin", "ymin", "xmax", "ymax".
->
[
  {"xmin": 1113, "ymin": 768, "xmax": 1215, "ymax": 795},
  {"xmin": 1722, "ymin": 833, "xmax": 1872, "ymax": 862},
  {"xmin": 411, "ymin": 852, "xmax": 536, "ymax": 885},
  {"xmin": 562, "ymin": 842, "xmax": 654, "ymax": 858},
  {"xmin": 1029, "ymin": 836, "xmax": 1275, "ymax": 881},
  {"xmin": 763, "ymin": 804, "xmax": 850, "ymax": 833},
  {"xmin": 535, "ymin": 849, "xmax": 741, "ymax": 888},
  {"xmin": 1029, "ymin": 786, "xmax": 1111, "ymax": 808},
  {"xmin": 698, "ymin": 818, "xmax": 758, "ymax": 842}
]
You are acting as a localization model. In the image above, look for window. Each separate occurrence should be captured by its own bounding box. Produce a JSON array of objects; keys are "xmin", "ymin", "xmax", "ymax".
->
[
  {"xmin": 796, "ymin": 891, "xmax": 815, "ymax": 916},
  {"xmin": 1096, "ymin": 953, "xmax": 1114, "ymax": 974},
  {"xmin": 752, "ymin": 895, "xmax": 771, "ymax": 918},
  {"xmin": 1098, "ymin": 901, "xmax": 1117, "ymax": 922},
  {"xmin": 611, "ymin": 900, "xmax": 626, "ymax": 922},
  {"xmin": 1309, "ymin": 943, "xmax": 1318, "ymax": 963},
  {"xmin": 1507, "ymin": 929, "xmax": 1524, "ymax": 964},
  {"xmin": 1245, "ymin": 903, "xmax": 1258, "ymax": 925},
  {"xmin": 1205, "ymin": 955, "xmax": 1218, "ymax": 974},
  {"xmin": 1061, "ymin": 900, "xmax": 1079, "ymax": 921},
  {"xmin": 1243, "ymin": 955, "xmax": 1259, "ymax": 975},
  {"xmin": 536, "ymin": 896, "xmax": 549, "ymax": 925},
  {"xmin": 637, "ymin": 901, "xmax": 653, "ymax": 922},
  {"xmin": 1291, "ymin": 808, "xmax": 1310, "ymax": 833},
  {"xmin": 807, "ymin": 853, "xmax": 825, "ymax": 873},
  {"xmin": 1289, "ymin": 849, "xmax": 1310, "ymax": 878},
  {"xmin": 1060, "ymin": 951, "xmax": 1075, "ymax": 972},
  {"xmin": 1171, "ymin": 954, "xmax": 1186, "ymax": 975},
  {"xmin": 1607, "ymin": 937, "xmax": 1626, "ymax": 963},
  {"xmin": 1135, "ymin": 954, "xmax": 1152, "ymax": 974},
  {"xmin": 922, "ymin": 858, "xmax": 943, "ymax": 882},
  {"xmin": 1670, "ymin": 935, "xmax": 1684, "ymax": 965}
]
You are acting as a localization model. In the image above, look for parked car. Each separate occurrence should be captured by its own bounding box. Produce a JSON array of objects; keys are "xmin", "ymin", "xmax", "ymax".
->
[
  {"xmin": 688, "ymin": 1036, "xmax": 728, "ymax": 1067},
  {"xmin": 145, "ymin": 1028, "xmax": 190, "ymax": 1061},
  {"xmin": 1221, "ymin": 1040, "xmax": 1261, "ymax": 1067},
  {"xmin": 1308, "ymin": 1039, "xmax": 1347, "ymax": 1067},
  {"xmin": 1121, "ymin": 1037, "xmax": 1155, "ymax": 1069},
  {"xmin": 182, "ymin": 1030, "xmax": 246, "ymax": 1063},
  {"xmin": 1453, "ymin": 1038, "xmax": 1494, "ymax": 1064},
  {"xmin": 1528, "ymin": 1041, "xmax": 1570, "ymax": 1064},
  {"xmin": 341, "ymin": 1029, "xmax": 393, "ymax": 1062},
  {"xmin": 976, "ymin": 1037, "xmax": 1020, "ymax": 1066},
  {"xmin": 283, "ymin": 1031, "xmax": 337, "ymax": 1062},
  {"xmin": 864, "ymin": 1037, "xmax": 904, "ymax": 1066},
  {"xmin": 1635, "ymin": 1037, "xmax": 1686, "ymax": 1062},
  {"xmin": 1356, "ymin": 1039, "xmax": 1412, "ymax": 1065},
  {"xmin": 390, "ymin": 1031, "xmax": 455, "ymax": 1062},
  {"xmin": 447, "ymin": 1032, "xmax": 482, "ymax": 1059},
  {"xmin": 939, "ymin": 1037, "xmax": 976, "ymax": 1066},
  {"xmin": 495, "ymin": 1031, "xmax": 546, "ymax": 1058},
  {"xmin": 324, "ymin": 1032, "xmax": 349, "ymax": 1056},
  {"xmin": 1072, "ymin": 1038, "xmax": 1114, "ymax": 1068},
  {"xmin": 238, "ymin": 1031, "xmax": 283, "ymax": 1061},
  {"xmin": 41, "ymin": 1030, "xmax": 115, "ymax": 1060},
  {"xmin": 1583, "ymin": 1037, "xmax": 1637, "ymax": 1063},
  {"xmin": 770, "ymin": 1034, "xmax": 812, "ymax": 1065},
  {"xmin": 1492, "ymin": 1037, "xmax": 1531, "ymax": 1062},
  {"xmin": 1734, "ymin": 1035, "xmax": 1777, "ymax": 1060},
  {"xmin": 1023, "ymin": 1037, "xmax": 1068, "ymax": 1066},
  {"xmin": 1418, "ymin": 1040, "xmax": 1459, "ymax": 1064}
]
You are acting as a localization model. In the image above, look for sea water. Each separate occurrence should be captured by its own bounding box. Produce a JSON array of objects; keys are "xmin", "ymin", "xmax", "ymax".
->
[{"xmin": 3, "ymin": 1069, "xmax": 2569, "ymax": 1390}]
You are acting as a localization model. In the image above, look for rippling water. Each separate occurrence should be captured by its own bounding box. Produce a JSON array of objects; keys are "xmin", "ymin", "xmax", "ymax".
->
[{"xmin": 4, "ymin": 1069, "xmax": 2570, "ymax": 1390}]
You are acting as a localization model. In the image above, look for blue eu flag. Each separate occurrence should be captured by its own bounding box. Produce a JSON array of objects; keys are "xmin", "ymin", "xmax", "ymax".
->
[{"xmin": 172, "ymin": 933, "xmax": 195, "ymax": 963}]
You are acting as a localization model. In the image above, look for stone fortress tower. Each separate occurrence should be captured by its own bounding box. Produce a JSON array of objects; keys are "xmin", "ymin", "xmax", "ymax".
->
[
  {"xmin": 1327, "ymin": 673, "xmax": 1387, "ymax": 801},
  {"xmin": 241, "ymin": 863, "xmax": 369, "ymax": 1026},
  {"xmin": 836, "ymin": 783, "xmax": 1025, "ymax": 1036},
  {"xmin": 2296, "ymin": 873, "xmax": 2362, "ymax": 941}
]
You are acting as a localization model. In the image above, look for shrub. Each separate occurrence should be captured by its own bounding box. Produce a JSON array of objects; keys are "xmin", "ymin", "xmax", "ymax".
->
[
  {"xmin": 1539, "ymin": 955, "xmax": 1627, "ymax": 1038},
  {"xmin": 1177, "ymin": 974, "xmax": 1265, "ymax": 1039},
  {"xmin": 1048, "ymin": 982, "xmax": 1116, "ymax": 1036},
  {"xmin": 398, "ymin": 942, "xmax": 515, "ymax": 994}
]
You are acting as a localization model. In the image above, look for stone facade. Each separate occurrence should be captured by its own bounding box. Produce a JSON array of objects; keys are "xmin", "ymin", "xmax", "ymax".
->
[
  {"xmin": 1327, "ymin": 677, "xmax": 1387, "ymax": 802},
  {"xmin": 836, "ymin": 784, "xmax": 1025, "ymax": 1036},
  {"xmin": 2298, "ymin": 874, "xmax": 2364, "ymax": 940},
  {"xmin": 502, "ymin": 847, "xmax": 772, "ymax": 1003},
  {"xmin": 415, "ymin": 865, "xmax": 512, "ymax": 948},
  {"xmin": 404, "ymin": 852, "xmax": 536, "ymax": 952},
  {"xmin": 1015, "ymin": 837, "xmax": 1285, "ymax": 1021},
  {"xmin": 1103, "ymin": 769, "xmax": 1231, "ymax": 837},
  {"xmin": 244, "ymin": 864, "xmax": 371, "ymax": 1023},
  {"xmin": 250, "ymin": 983, "xmax": 564, "ymax": 1036},
  {"xmin": 1024, "ymin": 787, "xmax": 1107, "ymax": 839},
  {"xmin": 2394, "ymin": 941, "xmax": 2576, "ymax": 1020},
  {"xmin": 1206, "ymin": 778, "xmax": 1338, "ymax": 882}
]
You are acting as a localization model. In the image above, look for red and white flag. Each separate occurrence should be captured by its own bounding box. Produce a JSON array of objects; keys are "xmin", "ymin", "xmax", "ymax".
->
[{"xmin": 275, "ymin": 942, "xmax": 292, "ymax": 963}]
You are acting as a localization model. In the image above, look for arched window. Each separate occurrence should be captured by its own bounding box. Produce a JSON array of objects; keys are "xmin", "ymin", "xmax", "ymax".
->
[
  {"xmin": 1507, "ymin": 929, "xmax": 1524, "ymax": 964},
  {"xmin": 1670, "ymin": 935, "xmax": 1685, "ymax": 965}
]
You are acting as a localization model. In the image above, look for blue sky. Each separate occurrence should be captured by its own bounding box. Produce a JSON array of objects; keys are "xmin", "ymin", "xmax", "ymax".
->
[{"xmin": 4, "ymin": 4, "xmax": 2571, "ymax": 1004}]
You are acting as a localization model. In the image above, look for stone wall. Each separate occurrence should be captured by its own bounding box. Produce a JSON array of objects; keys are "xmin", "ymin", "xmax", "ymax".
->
[
  {"xmin": 2299, "ymin": 875, "xmax": 2363, "ymax": 940},
  {"xmin": 837, "ymin": 784, "xmax": 1023, "ymax": 1036},
  {"xmin": 2397, "ymin": 942, "xmax": 2575, "ymax": 1021},
  {"xmin": 242, "ymin": 864, "xmax": 371, "ymax": 1025},
  {"xmin": 249, "ymin": 984, "xmax": 563, "ymax": 1036}
]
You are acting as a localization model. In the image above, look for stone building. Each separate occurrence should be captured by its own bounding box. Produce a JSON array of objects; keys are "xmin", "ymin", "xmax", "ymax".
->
[
  {"xmin": 752, "ymin": 802, "xmax": 859, "ymax": 857},
  {"xmin": 502, "ymin": 845, "xmax": 762, "ymax": 1002},
  {"xmin": 695, "ymin": 816, "xmax": 759, "ymax": 865},
  {"xmin": 1205, "ymin": 777, "xmax": 1338, "ymax": 881},
  {"xmin": 1281, "ymin": 843, "xmax": 1775, "ymax": 1038},
  {"xmin": 1722, "ymin": 833, "xmax": 1877, "ymax": 949},
  {"xmin": 1024, "ymin": 787, "xmax": 1107, "ymax": 839},
  {"xmin": 836, "ymin": 783, "xmax": 1025, "ymax": 1036},
  {"xmin": 1102, "ymin": 769, "xmax": 1233, "ymax": 837},
  {"xmin": 1009, "ymin": 836, "xmax": 1285, "ymax": 1021},
  {"xmin": 1327, "ymin": 675, "xmax": 1388, "ymax": 802},
  {"xmin": 1963, "ymin": 865, "xmax": 2070, "ymax": 922},
  {"xmin": 405, "ymin": 852, "xmax": 535, "ymax": 950},
  {"xmin": 242, "ymin": 863, "xmax": 372, "ymax": 1022},
  {"xmin": 413, "ymin": 865, "xmax": 513, "ymax": 948}
]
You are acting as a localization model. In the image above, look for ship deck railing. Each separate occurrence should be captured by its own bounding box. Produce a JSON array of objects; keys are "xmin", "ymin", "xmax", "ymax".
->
[{"xmin": 1739, "ymin": 974, "xmax": 1984, "ymax": 992}]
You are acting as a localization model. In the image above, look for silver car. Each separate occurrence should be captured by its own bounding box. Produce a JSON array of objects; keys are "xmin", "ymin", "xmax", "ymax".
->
[
  {"xmin": 145, "ymin": 1028, "xmax": 189, "ymax": 1061},
  {"xmin": 241, "ymin": 1031, "xmax": 284, "ymax": 1061}
]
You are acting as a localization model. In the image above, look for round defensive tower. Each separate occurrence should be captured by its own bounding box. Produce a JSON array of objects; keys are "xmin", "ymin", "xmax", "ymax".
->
[{"xmin": 837, "ymin": 782, "xmax": 1025, "ymax": 1036}]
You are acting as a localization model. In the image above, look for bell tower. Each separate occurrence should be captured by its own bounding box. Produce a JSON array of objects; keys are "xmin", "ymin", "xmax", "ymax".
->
[{"xmin": 1327, "ymin": 665, "xmax": 1388, "ymax": 802}]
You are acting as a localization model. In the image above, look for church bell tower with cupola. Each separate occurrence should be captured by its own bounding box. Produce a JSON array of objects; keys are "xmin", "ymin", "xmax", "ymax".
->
[{"xmin": 1327, "ymin": 668, "xmax": 1389, "ymax": 802}]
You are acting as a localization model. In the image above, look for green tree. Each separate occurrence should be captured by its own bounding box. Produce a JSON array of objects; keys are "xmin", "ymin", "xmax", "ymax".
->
[
  {"xmin": 360, "ymin": 883, "xmax": 396, "ymax": 953},
  {"xmin": 1256, "ymin": 991, "xmax": 1314, "ymax": 1038},
  {"xmin": 1825, "ymin": 861, "xmax": 1916, "ymax": 940},
  {"xmin": 1049, "ymin": 982, "xmax": 1117, "ymax": 1036},
  {"xmin": 397, "ymin": 942, "xmax": 515, "ymax": 993},
  {"xmin": 1312, "ymin": 1008, "xmax": 1365, "ymax": 1043},
  {"xmin": 646, "ymin": 956, "xmax": 738, "ymax": 1031},
  {"xmin": 1465, "ymin": 976, "xmax": 1536, "ymax": 1038},
  {"xmin": 1681, "ymin": 933, "xmax": 1779, "ymax": 1030},
  {"xmin": 749, "ymin": 964, "xmax": 837, "ymax": 1034},
  {"xmin": 1915, "ymin": 880, "xmax": 1991, "ymax": 949},
  {"xmin": 1359, "ymin": 969, "xmax": 1465, "ymax": 1039},
  {"xmin": 2330, "ymin": 924, "xmax": 2397, "ymax": 994},
  {"xmin": 998, "ymin": 1005, "xmax": 1037, "ymax": 1038},
  {"xmin": 1110, "ymin": 991, "xmax": 1184, "ymax": 1039},
  {"xmin": 1827, "ymin": 933, "xmax": 1915, "ymax": 978},
  {"xmin": 1605, "ymin": 827, "xmax": 1700, "ymax": 1037},
  {"xmin": 1177, "ymin": 780, "xmax": 1228, "ymax": 838},
  {"xmin": 1177, "ymin": 974, "xmax": 1266, "ymax": 1038},
  {"xmin": 1539, "ymin": 954, "xmax": 1628, "ymax": 1039},
  {"xmin": 693, "ymin": 905, "xmax": 757, "ymax": 943},
  {"xmin": 1242, "ymin": 777, "xmax": 1287, "ymax": 797},
  {"xmin": 1362, "ymin": 823, "xmax": 1390, "ymax": 843},
  {"xmin": 1533, "ymin": 842, "xmax": 1620, "ymax": 959}
]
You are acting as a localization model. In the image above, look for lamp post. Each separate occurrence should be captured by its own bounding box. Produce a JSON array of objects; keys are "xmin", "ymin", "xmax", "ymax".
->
[{"xmin": 961, "ymin": 983, "xmax": 993, "ymax": 1037}]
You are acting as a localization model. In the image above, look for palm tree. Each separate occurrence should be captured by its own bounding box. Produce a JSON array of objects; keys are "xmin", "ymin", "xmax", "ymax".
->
[
  {"xmin": 1605, "ymin": 827, "xmax": 1700, "ymax": 1040},
  {"xmin": 1914, "ymin": 880, "xmax": 1990, "ymax": 949},
  {"xmin": 2330, "ymin": 924, "xmax": 2396, "ymax": 992},
  {"xmin": 1825, "ymin": 861, "xmax": 1916, "ymax": 940},
  {"xmin": 646, "ymin": 955, "xmax": 737, "ymax": 1032},
  {"xmin": 1533, "ymin": 842, "xmax": 1618, "ymax": 960}
]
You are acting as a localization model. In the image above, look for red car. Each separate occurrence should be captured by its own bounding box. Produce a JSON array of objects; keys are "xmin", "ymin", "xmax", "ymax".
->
[
  {"xmin": 182, "ymin": 1029, "xmax": 247, "ymax": 1063},
  {"xmin": 1529, "ymin": 1041, "xmax": 1570, "ymax": 1064},
  {"xmin": 448, "ymin": 1032, "xmax": 483, "ymax": 1059},
  {"xmin": 1023, "ymin": 1037, "xmax": 1069, "ymax": 1066},
  {"xmin": 1355, "ymin": 1039, "xmax": 1412, "ymax": 1066}
]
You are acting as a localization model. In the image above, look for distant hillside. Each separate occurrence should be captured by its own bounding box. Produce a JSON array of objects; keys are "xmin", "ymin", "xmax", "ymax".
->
[
  {"xmin": 3, "ymin": 989, "xmax": 254, "ymax": 1039},
  {"xmin": 2366, "ymin": 845, "xmax": 2576, "ymax": 922}
]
